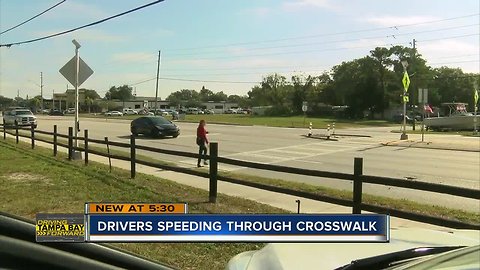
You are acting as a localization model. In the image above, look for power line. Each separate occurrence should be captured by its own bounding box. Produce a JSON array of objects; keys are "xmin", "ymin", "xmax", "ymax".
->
[
  {"xmin": 0, "ymin": 0, "xmax": 66, "ymax": 35},
  {"xmin": 128, "ymin": 76, "xmax": 260, "ymax": 86},
  {"xmin": 417, "ymin": 33, "xmax": 479, "ymax": 43},
  {"xmin": 161, "ymin": 33, "xmax": 479, "ymax": 61},
  {"xmin": 0, "ymin": 0, "xmax": 165, "ymax": 47},
  {"xmin": 168, "ymin": 24, "xmax": 479, "ymax": 57},
  {"xmin": 165, "ymin": 13, "xmax": 480, "ymax": 52},
  {"xmin": 429, "ymin": 60, "xmax": 480, "ymax": 65}
]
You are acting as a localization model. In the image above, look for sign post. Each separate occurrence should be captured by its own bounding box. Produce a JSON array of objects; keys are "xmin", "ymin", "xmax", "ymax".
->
[
  {"xmin": 401, "ymin": 61, "xmax": 410, "ymax": 140},
  {"xmin": 474, "ymin": 84, "xmax": 479, "ymax": 135},
  {"xmin": 59, "ymin": 39, "xmax": 93, "ymax": 159},
  {"xmin": 302, "ymin": 101, "xmax": 308, "ymax": 127},
  {"xmin": 418, "ymin": 88, "xmax": 428, "ymax": 142}
]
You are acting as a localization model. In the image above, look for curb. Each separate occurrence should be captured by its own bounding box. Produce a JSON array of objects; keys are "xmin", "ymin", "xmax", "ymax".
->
[{"xmin": 382, "ymin": 141, "xmax": 479, "ymax": 153}]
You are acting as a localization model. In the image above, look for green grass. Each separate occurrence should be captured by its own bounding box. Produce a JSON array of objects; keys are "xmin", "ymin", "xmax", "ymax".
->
[
  {"xmin": 182, "ymin": 114, "xmax": 394, "ymax": 129},
  {"xmin": 0, "ymin": 138, "xmax": 285, "ymax": 270},
  {"xmin": 74, "ymin": 113, "xmax": 393, "ymax": 129}
]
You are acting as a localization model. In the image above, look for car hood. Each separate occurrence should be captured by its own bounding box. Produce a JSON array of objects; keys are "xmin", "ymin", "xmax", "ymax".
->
[
  {"xmin": 226, "ymin": 228, "xmax": 480, "ymax": 270},
  {"xmin": 15, "ymin": 114, "xmax": 35, "ymax": 117}
]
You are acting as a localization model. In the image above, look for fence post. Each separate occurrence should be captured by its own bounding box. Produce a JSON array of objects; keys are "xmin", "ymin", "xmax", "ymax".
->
[
  {"xmin": 209, "ymin": 142, "xmax": 218, "ymax": 203},
  {"xmin": 130, "ymin": 135, "xmax": 136, "ymax": 179},
  {"xmin": 15, "ymin": 125, "xmax": 18, "ymax": 144},
  {"xmin": 84, "ymin": 129, "xmax": 89, "ymax": 165},
  {"xmin": 105, "ymin": 137, "xmax": 112, "ymax": 173},
  {"xmin": 31, "ymin": 124, "xmax": 35, "ymax": 149},
  {"xmin": 53, "ymin": 125, "xmax": 58, "ymax": 156},
  {"xmin": 3, "ymin": 123, "xmax": 5, "ymax": 140},
  {"xmin": 353, "ymin": 157, "xmax": 364, "ymax": 214},
  {"xmin": 68, "ymin": 127, "xmax": 73, "ymax": 160}
]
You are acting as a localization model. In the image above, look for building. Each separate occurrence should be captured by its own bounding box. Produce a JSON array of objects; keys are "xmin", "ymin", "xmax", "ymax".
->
[
  {"xmin": 51, "ymin": 89, "xmax": 87, "ymax": 111},
  {"xmin": 116, "ymin": 97, "xmax": 238, "ymax": 113}
]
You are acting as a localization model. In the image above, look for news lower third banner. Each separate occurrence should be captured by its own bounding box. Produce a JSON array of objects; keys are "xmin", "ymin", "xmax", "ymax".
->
[
  {"xmin": 86, "ymin": 214, "xmax": 389, "ymax": 242},
  {"xmin": 36, "ymin": 213, "xmax": 85, "ymax": 242}
]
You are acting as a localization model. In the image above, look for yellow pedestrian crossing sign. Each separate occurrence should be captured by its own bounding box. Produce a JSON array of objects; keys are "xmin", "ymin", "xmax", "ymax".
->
[
  {"xmin": 403, "ymin": 95, "xmax": 409, "ymax": 103},
  {"xmin": 402, "ymin": 71, "xmax": 410, "ymax": 92},
  {"xmin": 475, "ymin": 89, "xmax": 479, "ymax": 105}
]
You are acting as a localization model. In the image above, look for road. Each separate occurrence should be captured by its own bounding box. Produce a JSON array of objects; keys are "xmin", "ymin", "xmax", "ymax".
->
[{"xmin": 36, "ymin": 116, "xmax": 480, "ymax": 212}]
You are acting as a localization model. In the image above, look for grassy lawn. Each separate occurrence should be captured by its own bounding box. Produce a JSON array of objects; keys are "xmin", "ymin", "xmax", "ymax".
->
[
  {"xmin": 74, "ymin": 113, "xmax": 393, "ymax": 129},
  {"xmin": 0, "ymin": 138, "xmax": 285, "ymax": 270},
  {"xmin": 182, "ymin": 114, "xmax": 393, "ymax": 129}
]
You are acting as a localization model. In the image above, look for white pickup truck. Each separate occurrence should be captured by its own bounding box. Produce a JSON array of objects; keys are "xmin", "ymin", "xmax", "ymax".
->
[{"xmin": 2, "ymin": 109, "xmax": 37, "ymax": 128}]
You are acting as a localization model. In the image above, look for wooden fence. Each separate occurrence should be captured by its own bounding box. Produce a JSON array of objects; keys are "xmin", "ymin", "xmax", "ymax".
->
[{"xmin": 2, "ymin": 123, "xmax": 479, "ymax": 229}]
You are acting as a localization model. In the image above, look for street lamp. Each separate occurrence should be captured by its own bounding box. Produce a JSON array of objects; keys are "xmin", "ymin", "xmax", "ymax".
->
[
  {"xmin": 401, "ymin": 60, "xmax": 409, "ymax": 140},
  {"xmin": 72, "ymin": 39, "xmax": 81, "ymax": 159}
]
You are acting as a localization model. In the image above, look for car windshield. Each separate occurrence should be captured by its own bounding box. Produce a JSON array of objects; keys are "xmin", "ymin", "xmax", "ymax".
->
[
  {"xmin": 15, "ymin": 110, "xmax": 33, "ymax": 115},
  {"xmin": 149, "ymin": 117, "xmax": 170, "ymax": 125}
]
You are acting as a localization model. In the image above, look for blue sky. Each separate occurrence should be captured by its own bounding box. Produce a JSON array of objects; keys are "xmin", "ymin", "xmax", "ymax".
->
[{"xmin": 0, "ymin": 0, "xmax": 478, "ymax": 99}]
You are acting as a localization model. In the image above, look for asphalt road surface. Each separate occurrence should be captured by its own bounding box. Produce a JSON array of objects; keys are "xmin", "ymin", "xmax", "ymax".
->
[{"xmin": 36, "ymin": 116, "xmax": 480, "ymax": 212}]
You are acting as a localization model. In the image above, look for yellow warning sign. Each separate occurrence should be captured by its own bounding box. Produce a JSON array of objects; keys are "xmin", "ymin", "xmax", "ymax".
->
[
  {"xmin": 402, "ymin": 72, "xmax": 410, "ymax": 92},
  {"xmin": 403, "ymin": 95, "xmax": 409, "ymax": 103}
]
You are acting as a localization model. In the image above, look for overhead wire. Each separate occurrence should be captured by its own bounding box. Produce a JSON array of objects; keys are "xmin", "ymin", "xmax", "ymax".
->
[
  {"xmin": 167, "ymin": 24, "xmax": 479, "ymax": 57},
  {"xmin": 0, "ymin": 0, "xmax": 67, "ymax": 35},
  {"xmin": 0, "ymin": 0, "xmax": 165, "ymax": 47},
  {"xmin": 165, "ymin": 13, "xmax": 480, "ymax": 52}
]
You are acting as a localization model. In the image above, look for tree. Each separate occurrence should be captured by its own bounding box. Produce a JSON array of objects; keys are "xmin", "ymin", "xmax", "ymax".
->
[
  {"xmin": 370, "ymin": 47, "xmax": 393, "ymax": 117},
  {"xmin": 199, "ymin": 86, "xmax": 214, "ymax": 102},
  {"xmin": 82, "ymin": 89, "xmax": 101, "ymax": 100},
  {"xmin": 166, "ymin": 89, "xmax": 200, "ymax": 107},
  {"xmin": 291, "ymin": 75, "xmax": 317, "ymax": 114},
  {"xmin": 211, "ymin": 91, "xmax": 228, "ymax": 102},
  {"xmin": 105, "ymin": 85, "xmax": 133, "ymax": 108},
  {"xmin": 0, "ymin": 95, "xmax": 13, "ymax": 110},
  {"xmin": 429, "ymin": 67, "xmax": 477, "ymax": 109}
]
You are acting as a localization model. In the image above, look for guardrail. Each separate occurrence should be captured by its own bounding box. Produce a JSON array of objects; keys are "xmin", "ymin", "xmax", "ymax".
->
[{"xmin": 1, "ymin": 123, "xmax": 479, "ymax": 229}]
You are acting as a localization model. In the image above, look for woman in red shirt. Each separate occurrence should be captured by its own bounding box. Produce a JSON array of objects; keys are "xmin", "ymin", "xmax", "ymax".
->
[{"xmin": 196, "ymin": 120, "xmax": 209, "ymax": 167}]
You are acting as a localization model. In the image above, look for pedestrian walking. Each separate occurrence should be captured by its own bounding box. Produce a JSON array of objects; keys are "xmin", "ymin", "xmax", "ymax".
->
[{"xmin": 196, "ymin": 119, "xmax": 209, "ymax": 167}]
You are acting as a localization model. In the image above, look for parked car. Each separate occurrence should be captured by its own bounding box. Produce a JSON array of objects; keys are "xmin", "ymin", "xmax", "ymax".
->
[
  {"xmin": 48, "ymin": 109, "xmax": 64, "ymax": 116},
  {"xmin": 2, "ymin": 109, "xmax": 37, "ymax": 128},
  {"xmin": 130, "ymin": 116, "xmax": 180, "ymax": 138},
  {"xmin": 105, "ymin": 111, "xmax": 123, "ymax": 116},
  {"xmin": 204, "ymin": 109, "xmax": 215, "ymax": 114},
  {"xmin": 237, "ymin": 109, "xmax": 248, "ymax": 114},
  {"xmin": 123, "ymin": 108, "xmax": 138, "ymax": 115},
  {"xmin": 64, "ymin": 108, "xmax": 76, "ymax": 114},
  {"xmin": 186, "ymin": 108, "xmax": 200, "ymax": 114},
  {"xmin": 225, "ymin": 108, "xmax": 237, "ymax": 114}
]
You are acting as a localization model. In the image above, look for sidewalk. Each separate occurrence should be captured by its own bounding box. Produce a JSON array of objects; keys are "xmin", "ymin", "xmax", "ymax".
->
[
  {"xmin": 383, "ymin": 133, "xmax": 480, "ymax": 152},
  {"xmin": 7, "ymin": 134, "xmax": 454, "ymax": 231}
]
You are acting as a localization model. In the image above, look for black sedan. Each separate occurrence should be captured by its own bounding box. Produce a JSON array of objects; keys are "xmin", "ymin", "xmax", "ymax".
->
[
  {"xmin": 131, "ymin": 116, "xmax": 180, "ymax": 138},
  {"xmin": 48, "ymin": 110, "xmax": 64, "ymax": 116}
]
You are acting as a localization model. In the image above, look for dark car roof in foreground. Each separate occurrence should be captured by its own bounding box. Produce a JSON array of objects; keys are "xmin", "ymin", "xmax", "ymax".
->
[{"xmin": 0, "ymin": 212, "xmax": 175, "ymax": 270}]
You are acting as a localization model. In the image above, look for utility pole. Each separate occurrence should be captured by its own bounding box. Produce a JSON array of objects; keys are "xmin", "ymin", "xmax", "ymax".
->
[
  {"xmin": 40, "ymin": 72, "xmax": 44, "ymax": 111},
  {"xmin": 411, "ymin": 39, "xmax": 416, "ymax": 119},
  {"xmin": 154, "ymin": 50, "xmax": 161, "ymax": 114}
]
